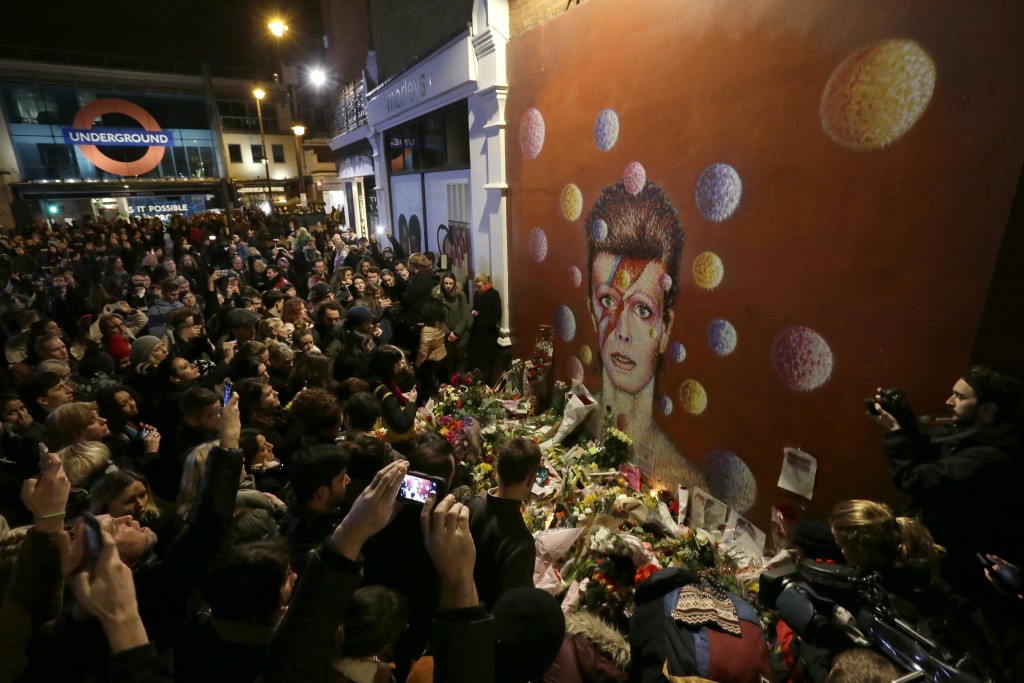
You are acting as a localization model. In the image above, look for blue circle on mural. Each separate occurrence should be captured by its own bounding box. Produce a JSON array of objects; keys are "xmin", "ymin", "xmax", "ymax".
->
[
  {"xmin": 659, "ymin": 395, "xmax": 674, "ymax": 416},
  {"xmin": 594, "ymin": 109, "xmax": 620, "ymax": 151},
  {"xmin": 708, "ymin": 319, "xmax": 737, "ymax": 356},
  {"xmin": 555, "ymin": 304, "xmax": 576, "ymax": 342},
  {"xmin": 704, "ymin": 450, "xmax": 757, "ymax": 513},
  {"xmin": 695, "ymin": 163, "xmax": 742, "ymax": 222},
  {"xmin": 591, "ymin": 218, "xmax": 608, "ymax": 242},
  {"xmin": 670, "ymin": 341, "xmax": 686, "ymax": 363}
]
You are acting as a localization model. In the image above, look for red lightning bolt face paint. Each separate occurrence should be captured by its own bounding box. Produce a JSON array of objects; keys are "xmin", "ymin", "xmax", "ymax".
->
[
  {"xmin": 591, "ymin": 253, "xmax": 671, "ymax": 396},
  {"xmin": 596, "ymin": 256, "xmax": 649, "ymax": 346}
]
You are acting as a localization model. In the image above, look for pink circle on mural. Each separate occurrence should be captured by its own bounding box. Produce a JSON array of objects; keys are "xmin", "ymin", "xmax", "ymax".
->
[
  {"xmin": 772, "ymin": 326, "xmax": 834, "ymax": 391},
  {"xmin": 659, "ymin": 273, "xmax": 672, "ymax": 293},
  {"xmin": 520, "ymin": 108, "xmax": 545, "ymax": 159},
  {"xmin": 529, "ymin": 227, "xmax": 548, "ymax": 262},
  {"xmin": 569, "ymin": 266, "xmax": 582, "ymax": 288},
  {"xmin": 616, "ymin": 412, "xmax": 630, "ymax": 431},
  {"xmin": 623, "ymin": 161, "xmax": 646, "ymax": 195},
  {"xmin": 568, "ymin": 356, "xmax": 584, "ymax": 382}
]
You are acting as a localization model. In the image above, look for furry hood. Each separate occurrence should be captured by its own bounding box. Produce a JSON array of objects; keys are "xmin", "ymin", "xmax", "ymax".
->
[{"xmin": 565, "ymin": 610, "xmax": 631, "ymax": 669}]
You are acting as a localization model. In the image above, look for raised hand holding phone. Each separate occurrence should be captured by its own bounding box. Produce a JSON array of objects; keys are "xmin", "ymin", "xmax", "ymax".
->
[{"xmin": 21, "ymin": 452, "xmax": 71, "ymax": 533}]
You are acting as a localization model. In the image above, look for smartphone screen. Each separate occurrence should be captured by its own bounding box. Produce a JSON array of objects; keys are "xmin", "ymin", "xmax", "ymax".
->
[
  {"xmin": 222, "ymin": 380, "xmax": 233, "ymax": 405},
  {"xmin": 398, "ymin": 473, "xmax": 439, "ymax": 504}
]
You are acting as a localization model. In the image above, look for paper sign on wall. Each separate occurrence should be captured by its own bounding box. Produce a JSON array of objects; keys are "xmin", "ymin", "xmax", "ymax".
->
[{"xmin": 778, "ymin": 447, "xmax": 817, "ymax": 500}]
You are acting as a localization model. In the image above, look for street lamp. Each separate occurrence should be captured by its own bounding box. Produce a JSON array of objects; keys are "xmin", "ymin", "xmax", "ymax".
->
[
  {"xmin": 252, "ymin": 87, "xmax": 272, "ymax": 205},
  {"xmin": 268, "ymin": 20, "xmax": 288, "ymax": 37},
  {"xmin": 291, "ymin": 124, "xmax": 306, "ymax": 208}
]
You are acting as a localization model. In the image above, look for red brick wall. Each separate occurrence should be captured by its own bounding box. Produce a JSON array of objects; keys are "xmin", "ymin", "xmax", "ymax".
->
[{"xmin": 510, "ymin": 0, "xmax": 586, "ymax": 37}]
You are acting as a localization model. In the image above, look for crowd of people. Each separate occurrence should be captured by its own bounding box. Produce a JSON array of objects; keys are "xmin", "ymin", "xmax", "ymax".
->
[{"xmin": 0, "ymin": 208, "xmax": 1022, "ymax": 683}]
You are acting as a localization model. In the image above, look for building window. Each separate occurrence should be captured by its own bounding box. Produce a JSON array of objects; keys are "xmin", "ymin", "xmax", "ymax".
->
[
  {"xmin": 228, "ymin": 144, "xmax": 242, "ymax": 163},
  {"xmin": 251, "ymin": 144, "xmax": 265, "ymax": 162},
  {"xmin": 271, "ymin": 144, "xmax": 285, "ymax": 163}
]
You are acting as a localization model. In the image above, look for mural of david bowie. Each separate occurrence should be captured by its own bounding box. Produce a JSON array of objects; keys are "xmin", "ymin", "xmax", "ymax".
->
[{"xmin": 584, "ymin": 180, "xmax": 705, "ymax": 490}]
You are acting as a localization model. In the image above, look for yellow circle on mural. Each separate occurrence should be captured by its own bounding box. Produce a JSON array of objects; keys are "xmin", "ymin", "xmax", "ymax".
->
[
  {"xmin": 693, "ymin": 252, "xmax": 724, "ymax": 290},
  {"xmin": 821, "ymin": 39, "xmax": 936, "ymax": 150},
  {"xmin": 580, "ymin": 344, "xmax": 593, "ymax": 366},
  {"xmin": 561, "ymin": 183, "xmax": 583, "ymax": 221},
  {"xmin": 679, "ymin": 379, "xmax": 708, "ymax": 416}
]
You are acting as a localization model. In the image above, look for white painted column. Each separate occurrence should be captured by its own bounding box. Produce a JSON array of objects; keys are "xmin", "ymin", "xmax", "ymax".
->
[{"xmin": 469, "ymin": 0, "xmax": 511, "ymax": 343}]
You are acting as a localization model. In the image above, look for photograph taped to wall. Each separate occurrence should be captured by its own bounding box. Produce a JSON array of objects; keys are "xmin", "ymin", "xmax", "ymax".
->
[
  {"xmin": 688, "ymin": 486, "xmax": 728, "ymax": 530},
  {"xmin": 722, "ymin": 510, "xmax": 767, "ymax": 563}
]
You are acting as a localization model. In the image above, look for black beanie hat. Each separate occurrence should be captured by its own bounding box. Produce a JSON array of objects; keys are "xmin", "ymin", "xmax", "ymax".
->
[{"xmin": 492, "ymin": 587, "xmax": 565, "ymax": 683}]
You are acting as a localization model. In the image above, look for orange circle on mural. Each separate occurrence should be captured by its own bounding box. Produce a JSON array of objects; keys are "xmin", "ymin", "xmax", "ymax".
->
[{"xmin": 71, "ymin": 98, "xmax": 167, "ymax": 176}]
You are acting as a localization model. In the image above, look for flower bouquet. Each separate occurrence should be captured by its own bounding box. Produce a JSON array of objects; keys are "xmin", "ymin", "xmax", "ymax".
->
[{"xmin": 433, "ymin": 372, "xmax": 507, "ymax": 426}]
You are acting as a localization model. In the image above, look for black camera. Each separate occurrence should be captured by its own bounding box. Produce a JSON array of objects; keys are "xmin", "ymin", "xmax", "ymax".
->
[
  {"xmin": 863, "ymin": 387, "xmax": 907, "ymax": 416},
  {"xmin": 759, "ymin": 559, "xmax": 865, "ymax": 610}
]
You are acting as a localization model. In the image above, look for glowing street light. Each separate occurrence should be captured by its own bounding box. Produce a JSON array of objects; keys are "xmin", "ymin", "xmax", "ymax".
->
[
  {"xmin": 309, "ymin": 68, "xmax": 327, "ymax": 87},
  {"xmin": 268, "ymin": 20, "xmax": 288, "ymax": 37}
]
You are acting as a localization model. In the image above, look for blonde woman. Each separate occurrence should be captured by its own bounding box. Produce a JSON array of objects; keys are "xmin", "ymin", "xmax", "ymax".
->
[{"xmin": 48, "ymin": 401, "xmax": 110, "ymax": 450}]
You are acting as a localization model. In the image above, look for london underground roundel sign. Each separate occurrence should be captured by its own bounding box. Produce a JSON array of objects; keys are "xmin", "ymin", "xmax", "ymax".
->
[{"xmin": 67, "ymin": 98, "xmax": 174, "ymax": 176}]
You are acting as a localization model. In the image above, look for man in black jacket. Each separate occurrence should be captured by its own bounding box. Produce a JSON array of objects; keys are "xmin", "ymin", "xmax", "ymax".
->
[
  {"xmin": 871, "ymin": 365, "xmax": 1023, "ymax": 600},
  {"xmin": 468, "ymin": 437, "xmax": 540, "ymax": 608}
]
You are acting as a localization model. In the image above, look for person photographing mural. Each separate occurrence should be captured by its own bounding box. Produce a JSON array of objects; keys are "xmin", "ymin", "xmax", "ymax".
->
[
  {"xmin": 583, "ymin": 180, "xmax": 704, "ymax": 490},
  {"xmin": 867, "ymin": 365, "xmax": 1024, "ymax": 611}
]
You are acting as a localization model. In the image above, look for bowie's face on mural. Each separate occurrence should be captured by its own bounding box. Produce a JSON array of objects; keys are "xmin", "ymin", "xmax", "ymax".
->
[{"xmin": 591, "ymin": 252, "xmax": 673, "ymax": 395}]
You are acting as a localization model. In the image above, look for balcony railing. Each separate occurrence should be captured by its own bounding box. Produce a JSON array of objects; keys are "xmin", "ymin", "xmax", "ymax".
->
[{"xmin": 332, "ymin": 80, "xmax": 367, "ymax": 137}]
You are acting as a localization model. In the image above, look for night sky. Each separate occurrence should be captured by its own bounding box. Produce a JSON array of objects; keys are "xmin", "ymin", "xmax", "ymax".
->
[{"xmin": 0, "ymin": 0, "xmax": 323, "ymax": 72}]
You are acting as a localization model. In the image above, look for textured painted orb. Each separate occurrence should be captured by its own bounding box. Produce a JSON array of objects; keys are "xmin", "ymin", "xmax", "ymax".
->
[
  {"xmin": 569, "ymin": 266, "xmax": 582, "ymax": 288},
  {"xmin": 708, "ymin": 319, "xmax": 737, "ymax": 357},
  {"xmin": 529, "ymin": 227, "xmax": 548, "ymax": 262},
  {"xmin": 659, "ymin": 395, "xmax": 674, "ymax": 416},
  {"xmin": 555, "ymin": 304, "xmax": 577, "ymax": 342},
  {"xmin": 593, "ymin": 108, "xmax": 620, "ymax": 152},
  {"xmin": 616, "ymin": 412, "xmax": 630, "ymax": 431},
  {"xmin": 821, "ymin": 39, "xmax": 936, "ymax": 150},
  {"xmin": 678, "ymin": 379, "xmax": 708, "ymax": 415},
  {"xmin": 659, "ymin": 273, "xmax": 673, "ymax": 293},
  {"xmin": 568, "ymin": 356, "xmax": 584, "ymax": 382},
  {"xmin": 695, "ymin": 163, "xmax": 742, "ymax": 222},
  {"xmin": 520, "ymin": 108, "xmax": 545, "ymax": 159},
  {"xmin": 580, "ymin": 344, "xmax": 593, "ymax": 366},
  {"xmin": 623, "ymin": 161, "xmax": 647, "ymax": 195},
  {"xmin": 693, "ymin": 252, "xmax": 724, "ymax": 290},
  {"xmin": 561, "ymin": 183, "xmax": 583, "ymax": 221},
  {"xmin": 670, "ymin": 342, "xmax": 686, "ymax": 364},
  {"xmin": 704, "ymin": 450, "xmax": 757, "ymax": 513},
  {"xmin": 590, "ymin": 218, "xmax": 608, "ymax": 242},
  {"xmin": 772, "ymin": 326, "xmax": 834, "ymax": 391}
]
